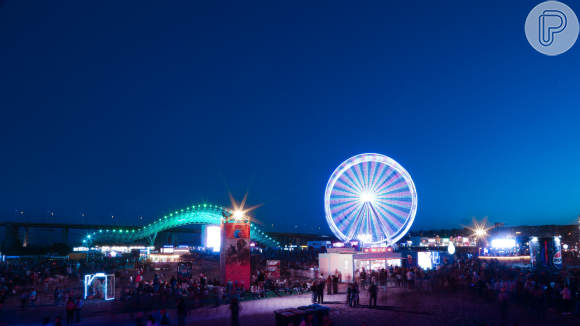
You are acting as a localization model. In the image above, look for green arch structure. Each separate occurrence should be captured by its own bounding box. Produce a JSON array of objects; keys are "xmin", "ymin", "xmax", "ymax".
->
[{"xmin": 82, "ymin": 203, "xmax": 279, "ymax": 247}]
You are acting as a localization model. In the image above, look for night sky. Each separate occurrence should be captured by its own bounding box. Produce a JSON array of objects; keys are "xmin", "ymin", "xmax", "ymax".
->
[{"xmin": 1, "ymin": 1, "xmax": 579, "ymax": 243}]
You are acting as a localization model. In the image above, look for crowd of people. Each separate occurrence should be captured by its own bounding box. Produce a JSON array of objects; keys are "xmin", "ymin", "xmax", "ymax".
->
[
  {"xmin": 343, "ymin": 255, "xmax": 580, "ymax": 321},
  {"xmin": 2, "ymin": 248, "xmax": 580, "ymax": 325}
]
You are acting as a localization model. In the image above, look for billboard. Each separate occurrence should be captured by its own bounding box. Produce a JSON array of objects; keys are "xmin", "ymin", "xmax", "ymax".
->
[
  {"xmin": 177, "ymin": 261, "xmax": 193, "ymax": 283},
  {"xmin": 220, "ymin": 223, "xmax": 251, "ymax": 287},
  {"xmin": 529, "ymin": 236, "xmax": 562, "ymax": 271},
  {"xmin": 266, "ymin": 260, "xmax": 280, "ymax": 279}
]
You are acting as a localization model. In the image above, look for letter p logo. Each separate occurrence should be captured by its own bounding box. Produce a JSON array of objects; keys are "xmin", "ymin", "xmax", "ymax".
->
[
  {"xmin": 539, "ymin": 10, "xmax": 567, "ymax": 46},
  {"xmin": 525, "ymin": 1, "xmax": 579, "ymax": 56}
]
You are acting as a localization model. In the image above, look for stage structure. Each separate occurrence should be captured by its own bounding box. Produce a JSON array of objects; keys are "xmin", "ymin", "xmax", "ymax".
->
[
  {"xmin": 84, "ymin": 273, "xmax": 115, "ymax": 301},
  {"xmin": 81, "ymin": 203, "xmax": 278, "ymax": 247},
  {"xmin": 324, "ymin": 153, "xmax": 418, "ymax": 248}
]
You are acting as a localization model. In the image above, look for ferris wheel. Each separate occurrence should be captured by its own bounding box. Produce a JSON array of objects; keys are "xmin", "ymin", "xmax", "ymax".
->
[{"xmin": 324, "ymin": 153, "xmax": 418, "ymax": 246}]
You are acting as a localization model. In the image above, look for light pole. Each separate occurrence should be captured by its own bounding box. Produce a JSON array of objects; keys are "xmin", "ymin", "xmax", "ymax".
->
[{"xmin": 47, "ymin": 211, "xmax": 50, "ymax": 223}]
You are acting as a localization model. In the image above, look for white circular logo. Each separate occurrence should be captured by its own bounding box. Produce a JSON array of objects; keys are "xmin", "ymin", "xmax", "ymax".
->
[{"xmin": 525, "ymin": 1, "xmax": 579, "ymax": 56}]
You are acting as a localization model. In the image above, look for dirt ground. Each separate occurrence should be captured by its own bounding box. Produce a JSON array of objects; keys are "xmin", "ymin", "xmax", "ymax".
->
[{"xmin": 188, "ymin": 285, "xmax": 580, "ymax": 326}]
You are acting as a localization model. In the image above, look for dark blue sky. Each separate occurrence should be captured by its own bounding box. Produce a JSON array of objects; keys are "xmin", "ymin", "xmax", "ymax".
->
[{"xmin": 1, "ymin": 1, "xmax": 579, "ymax": 241}]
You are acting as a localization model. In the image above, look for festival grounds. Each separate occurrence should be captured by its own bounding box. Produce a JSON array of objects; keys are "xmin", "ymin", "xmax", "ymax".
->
[{"xmin": 2, "ymin": 262, "xmax": 579, "ymax": 326}]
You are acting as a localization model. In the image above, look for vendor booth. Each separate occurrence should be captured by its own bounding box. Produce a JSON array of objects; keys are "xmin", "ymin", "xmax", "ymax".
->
[{"xmin": 319, "ymin": 250, "xmax": 404, "ymax": 283}]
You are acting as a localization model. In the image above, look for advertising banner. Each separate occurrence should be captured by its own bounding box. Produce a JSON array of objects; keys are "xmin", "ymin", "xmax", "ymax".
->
[
  {"xmin": 221, "ymin": 223, "xmax": 251, "ymax": 288},
  {"xmin": 176, "ymin": 261, "xmax": 192, "ymax": 283},
  {"xmin": 530, "ymin": 236, "xmax": 562, "ymax": 271},
  {"xmin": 266, "ymin": 260, "xmax": 280, "ymax": 279}
]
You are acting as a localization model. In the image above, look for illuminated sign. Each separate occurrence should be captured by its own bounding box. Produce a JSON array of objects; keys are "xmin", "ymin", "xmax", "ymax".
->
[
  {"xmin": 206, "ymin": 226, "xmax": 221, "ymax": 252},
  {"xmin": 363, "ymin": 247, "xmax": 393, "ymax": 253},
  {"xmin": 491, "ymin": 239, "xmax": 516, "ymax": 248},
  {"xmin": 74, "ymin": 247, "xmax": 89, "ymax": 252},
  {"xmin": 332, "ymin": 242, "xmax": 345, "ymax": 248}
]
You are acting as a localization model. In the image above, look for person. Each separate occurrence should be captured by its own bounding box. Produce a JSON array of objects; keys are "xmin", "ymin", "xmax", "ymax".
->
[
  {"xmin": 317, "ymin": 279, "xmax": 325, "ymax": 303},
  {"xmin": 214, "ymin": 285, "xmax": 223, "ymax": 306},
  {"xmin": 311, "ymin": 281, "xmax": 318, "ymax": 304},
  {"xmin": 20, "ymin": 290, "xmax": 29, "ymax": 310},
  {"xmin": 368, "ymin": 282, "xmax": 378, "ymax": 308},
  {"xmin": 42, "ymin": 317, "xmax": 50, "ymax": 325},
  {"xmin": 176, "ymin": 297, "xmax": 186, "ymax": 326},
  {"xmin": 354, "ymin": 282, "xmax": 360, "ymax": 306},
  {"xmin": 553, "ymin": 283, "xmax": 563, "ymax": 314},
  {"xmin": 561, "ymin": 284, "xmax": 571, "ymax": 315},
  {"xmin": 0, "ymin": 291, "xmax": 5, "ymax": 312},
  {"xmin": 54, "ymin": 287, "xmax": 62, "ymax": 306},
  {"xmin": 346, "ymin": 284, "xmax": 352, "ymax": 308},
  {"xmin": 161, "ymin": 310, "xmax": 171, "ymax": 326},
  {"xmin": 145, "ymin": 315, "xmax": 155, "ymax": 326},
  {"xmin": 498, "ymin": 288, "xmax": 509, "ymax": 321},
  {"xmin": 170, "ymin": 276, "xmax": 177, "ymax": 291},
  {"xmin": 66, "ymin": 297, "xmax": 75, "ymax": 324},
  {"xmin": 360, "ymin": 268, "xmax": 367, "ymax": 290},
  {"xmin": 230, "ymin": 298, "xmax": 241, "ymax": 326},
  {"xmin": 55, "ymin": 316, "xmax": 63, "ymax": 326},
  {"xmin": 406, "ymin": 269, "xmax": 414, "ymax": 289},
  {"xmin": 327, "ymin": 275, "xmax": 332, "ymax": 295},
  {"xmin": 332, "ymin": 274, "xmax": 339, "ymax": 294},
  {"xmin": 30, "ymin": 288, "xmax": 37, "ymax": 309},
  {"xmin": 74, "ymin": 297, "xmax": 82, "ymax": 322}
]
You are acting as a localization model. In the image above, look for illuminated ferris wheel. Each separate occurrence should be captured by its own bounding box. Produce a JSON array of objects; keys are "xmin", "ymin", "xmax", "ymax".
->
[{"xmin": 324, "ymin": 153, "xmax": 418, "ymax": 246}]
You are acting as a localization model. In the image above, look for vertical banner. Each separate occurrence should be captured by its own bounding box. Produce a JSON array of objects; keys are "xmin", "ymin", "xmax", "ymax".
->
[
  {"xmin": 266, "ymin": 260, "xmax": 280, "ymax": 279},
  {"xmin": 176, "ymin": 261, "xmax": 192, "ymax": 283},
  {"xmin": 220, "ymin": 222, "xmax": 251, "ymax": 288}
]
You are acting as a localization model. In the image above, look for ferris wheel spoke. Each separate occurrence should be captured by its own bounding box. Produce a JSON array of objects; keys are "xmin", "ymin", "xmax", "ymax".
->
[
  {"xmin": 373, "ymin": 201, "xmax": 408, "ymax": 226},
  {"xmin": 367, "ymin": 205, "xmax": 383, "ymax": 241},
  {"xmin": 329, "ymin": 196, "xmax": 360, "ymax": 206},
  {"xmin": 367, "ymin": 160, "xmax": 381, "ymax": 194},
  {"xmin": 336, "ymin": 175, "xmax": 363, "ymax": 195},
  {"xmin": 333, "ymin": 201, "xmax": 364, "ymax": 232},
  {"xmin": 370, "ymin": 167, "xmax": 396, "ymax": 195},
  {"xmin": 330, "ymin": 198, "xmax": 361, "ymax": 216},
  {"xmin": 372, "ymin": 171, "xmax": 400, "ymax": 195},
  {"xmin": 353, "ymin": 163, "xmax": 368, "ymax": 192},
  {"xmin": 339, "ymin": 204, "xmax": 365, "ymax": 238},
  {"xmin": 344, "ymin": 205, "xmax": 366, "ymax": 240},
  {"xmin": 369, "ymin": 204, "xmax": 396, "ymax": 238},
  {"xmin": 373, "ymin": 200, "xmax": 405, "ymax": 224},
  {"xmin": 344, "ymin": 169, "xmax": 365, "ymax": 194},
  {"xmin": 376, "ymin": 178, "xmax": 408, "ymax": 196},
  {"xmin": 378, "ymin": 198, "xmax": 412, "ymax": 208},
  {"xmin": 330, "ymin": 186, "xmax": 361, "ymax": 199},
  {"xmin": 376, "ymin": 190, "xmax": 412, "ymax": 199},
  {"xmin": 362, "ymin": 161, "xmax": 371, "ymax": 193}
]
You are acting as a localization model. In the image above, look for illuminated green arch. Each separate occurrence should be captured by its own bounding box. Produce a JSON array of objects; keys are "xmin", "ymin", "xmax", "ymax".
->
[{"xmin": 82, "ymin": 203, "xmax": 279, "ymax": 247}]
